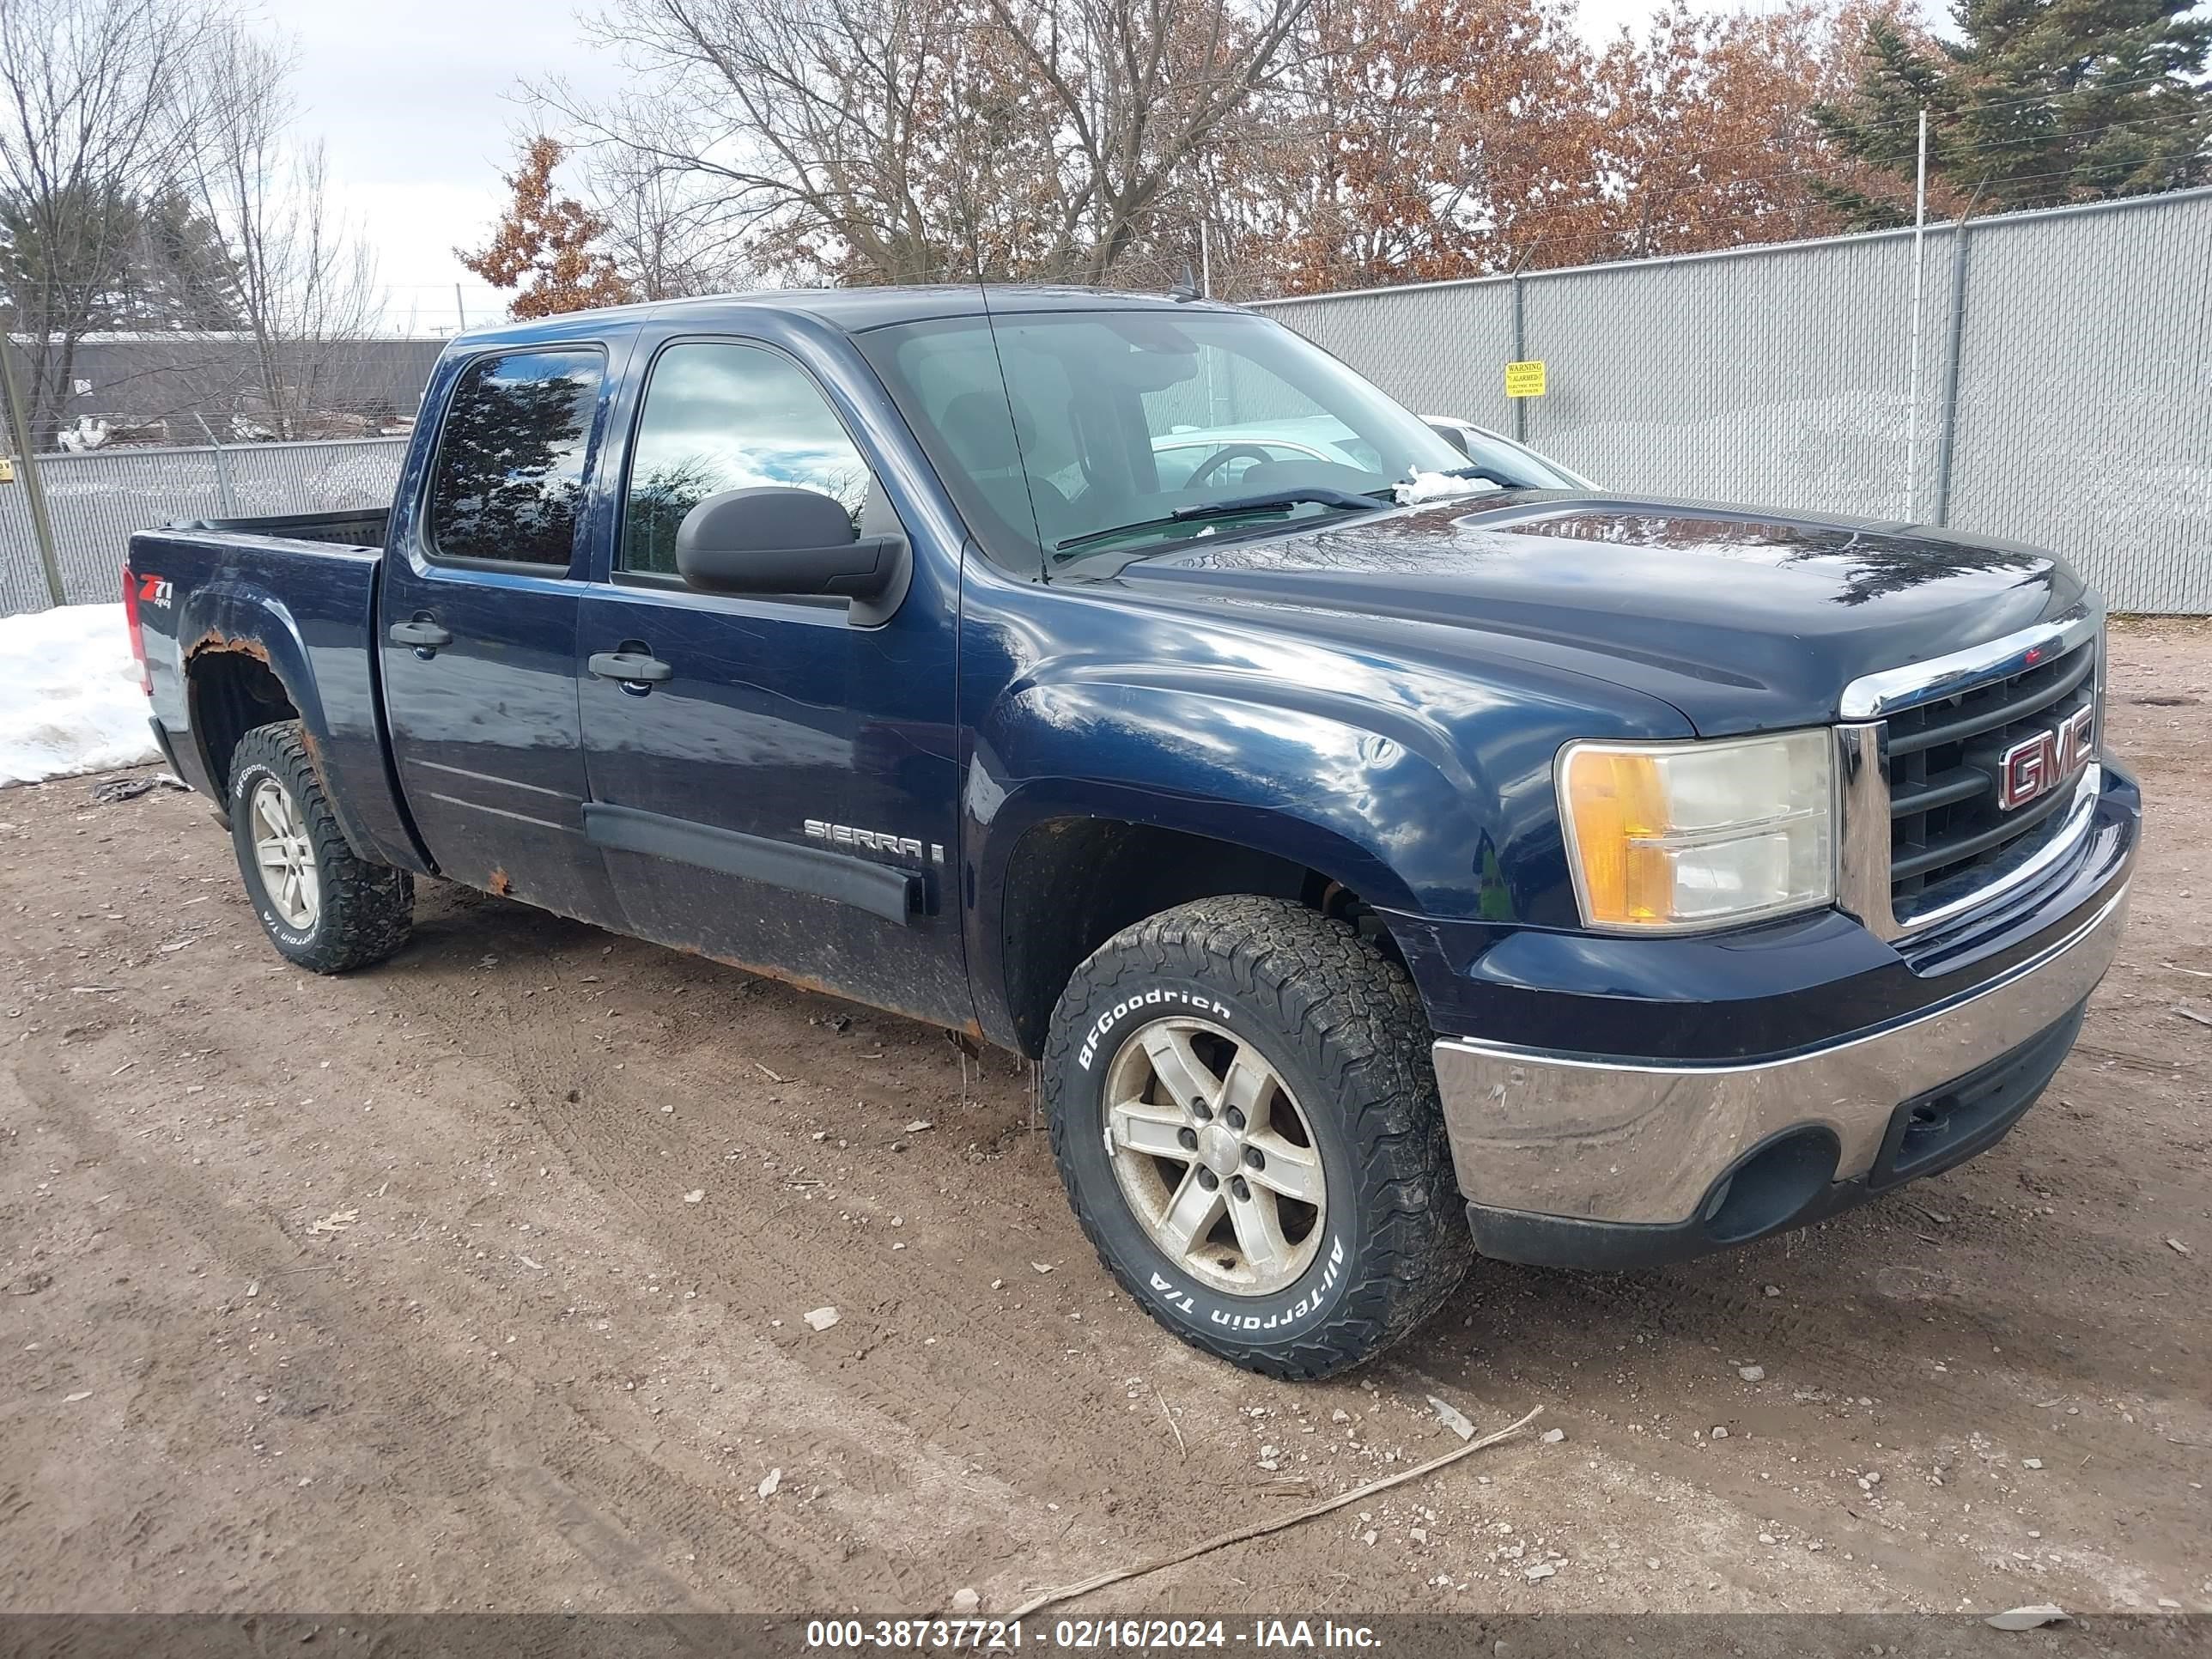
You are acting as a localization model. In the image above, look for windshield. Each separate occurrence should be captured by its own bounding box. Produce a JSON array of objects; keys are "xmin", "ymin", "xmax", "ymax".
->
[{"xmin": 855, "ymin": 307, "xmax": 1545, "ymax": 572}]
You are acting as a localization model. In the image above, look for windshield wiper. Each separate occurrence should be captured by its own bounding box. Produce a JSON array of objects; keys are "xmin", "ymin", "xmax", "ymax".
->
[{"xmin": 1053, "ymin": 487, "xmax": 1382, "ymax": 560}]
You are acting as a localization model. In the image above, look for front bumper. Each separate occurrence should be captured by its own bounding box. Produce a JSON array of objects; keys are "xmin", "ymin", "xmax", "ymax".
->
[{"xmin": 1432, "ymin": 785, "xmax": 2136, "ymax": 1270}]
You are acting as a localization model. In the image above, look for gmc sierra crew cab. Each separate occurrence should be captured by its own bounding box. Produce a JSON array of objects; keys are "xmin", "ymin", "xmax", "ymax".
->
[{"xmin": 124, "ymin": 287, "xmax": 2139, "ymax": 1378}]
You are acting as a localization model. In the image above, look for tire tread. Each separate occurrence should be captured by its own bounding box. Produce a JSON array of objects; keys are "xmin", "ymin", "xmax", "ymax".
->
[{"xmin": 229, "ymin": 721, "xmax": 413, "ymax": 975}]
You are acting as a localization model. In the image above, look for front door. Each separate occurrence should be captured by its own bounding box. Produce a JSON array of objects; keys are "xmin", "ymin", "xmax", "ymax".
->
[
  {"xmin": 379, "ymin": 343, "xmax": 625, "ymax": 925},
  {"xmin": 576, "ymin": 334, "xmax": 969, "ymax": 1028}
]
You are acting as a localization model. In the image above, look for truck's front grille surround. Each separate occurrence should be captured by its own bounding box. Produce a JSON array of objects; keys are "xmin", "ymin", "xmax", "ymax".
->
[
  {"xmin": 1834, "ymin": 606, "xmax": 2105, "ymax": 941},
  {"xmin": 1883, "ymin": 636, "xmax": 2098, "ymax": 913}
]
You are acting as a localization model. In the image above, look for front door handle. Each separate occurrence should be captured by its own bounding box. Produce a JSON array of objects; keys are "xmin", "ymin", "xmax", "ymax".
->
[
  {"xmin": 588, "ymin": 650, "xmax": 673, "ymax": 687},
  {"xmin": 388, "ymin": 618, "xmax": 453, "ymax": 653}
]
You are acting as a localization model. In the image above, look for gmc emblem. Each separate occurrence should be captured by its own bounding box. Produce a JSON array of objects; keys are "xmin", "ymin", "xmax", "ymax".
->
[{"xmin": 1997, "ymin": 705, "xmax": 2094, "ymax": 811}]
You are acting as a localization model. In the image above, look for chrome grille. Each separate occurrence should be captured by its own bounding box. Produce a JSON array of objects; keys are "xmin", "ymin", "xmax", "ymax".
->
[{"xmin": 1881, "ymin": 635, "xmax": 2099, "ymax": 921}]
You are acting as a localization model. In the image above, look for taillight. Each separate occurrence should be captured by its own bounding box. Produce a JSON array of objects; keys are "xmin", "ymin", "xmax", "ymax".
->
[{"xmin": 122, "ymin": 568, "xmax": 151, "ymax": 695}]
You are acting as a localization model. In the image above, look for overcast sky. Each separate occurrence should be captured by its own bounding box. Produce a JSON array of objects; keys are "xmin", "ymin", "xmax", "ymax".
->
[{"xmin": 291, "ymin": 0, "xmax": 1826, "ymax": 335}]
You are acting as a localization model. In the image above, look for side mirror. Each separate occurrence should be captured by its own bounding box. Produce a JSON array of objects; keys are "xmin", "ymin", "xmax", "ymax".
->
[
  {"xmin": 674, "ymin": 486, "xmax": 904, "ymax": 604},
  {"xmin": 1425, "ymin": 420, "xmax": 1472, "ymax": 459}
]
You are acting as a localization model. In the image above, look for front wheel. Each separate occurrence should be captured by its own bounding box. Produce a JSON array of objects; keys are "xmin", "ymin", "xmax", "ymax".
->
[
  {"xmin": 1042, "ymin": 896, "xmax": 1473, "ymax": 1379},
  {"xmin": 228, "ymin": 721, "xmax": 414, "ymax": 974}
]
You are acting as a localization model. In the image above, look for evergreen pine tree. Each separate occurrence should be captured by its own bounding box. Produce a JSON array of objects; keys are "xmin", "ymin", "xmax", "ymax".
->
[
  {"xmin": 124, "ymin": 191, "xmax": 246, "ymax": 331},
  {"xmin": 1813, "ymin": 0, "xmax": 2212, "ymax": 226}
]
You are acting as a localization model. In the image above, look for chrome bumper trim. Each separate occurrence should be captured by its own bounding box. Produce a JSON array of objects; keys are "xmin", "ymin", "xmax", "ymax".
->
[{"xmin": 1431, "ymin": 882, "xmax": 2129, "ymax": 1227}]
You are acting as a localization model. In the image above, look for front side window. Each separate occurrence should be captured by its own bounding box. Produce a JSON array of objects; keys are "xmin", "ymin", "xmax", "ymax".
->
[
  {"xmin": 621, "ymin": 341, "xmax": 874, "ymax": 576},
  {"xmin": 427, "ymin": 349, "xmax": 605, "ymax": 567}
]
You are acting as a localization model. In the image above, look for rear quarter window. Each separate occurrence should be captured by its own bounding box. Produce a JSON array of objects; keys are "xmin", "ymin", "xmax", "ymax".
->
[{"xmin": 426, "ymin": 348, "xmax": 605, "ymax": 568}]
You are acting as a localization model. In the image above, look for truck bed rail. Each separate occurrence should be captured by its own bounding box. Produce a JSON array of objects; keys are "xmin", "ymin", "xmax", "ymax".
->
[{"xmin": 164, "ymin": 507, "xmax": 390, "ymax": 549}]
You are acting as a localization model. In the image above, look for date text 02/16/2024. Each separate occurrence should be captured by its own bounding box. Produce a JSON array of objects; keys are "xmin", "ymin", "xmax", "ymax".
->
[{"xmin": 802, "ymin": 1619, "xmax": 1382, "ymax": 1650}]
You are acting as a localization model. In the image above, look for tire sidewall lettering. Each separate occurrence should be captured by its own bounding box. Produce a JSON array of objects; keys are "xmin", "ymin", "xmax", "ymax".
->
[
  {"xmin": 1076, "ymin": 985, "xmax": 1231, "ymax": 1072},
  {"xmin": 1145, "ymin": 1233, "xmax": 1348, "ymax": 1334},
  {"xmin": 232, "ymin": 759, "xmax": 319, "ymax": 951},
  {"xmin": 1066, "ymin": 978, "xmax": 1357, "ymax": 1341}
]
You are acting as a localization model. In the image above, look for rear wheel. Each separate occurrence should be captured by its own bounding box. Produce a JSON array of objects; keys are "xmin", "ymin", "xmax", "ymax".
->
[
  {"xmin": 228, "ymin": 721, "xmax": 413, "ymax": 974},
  {"xmin": 1042, "ymin": 896, "xmax": 1472, "ymax": 1379}
]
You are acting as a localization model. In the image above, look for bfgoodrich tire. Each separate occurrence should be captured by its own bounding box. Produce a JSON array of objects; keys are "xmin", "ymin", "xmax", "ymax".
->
[
  {"xmin": 1042, "ymin": 896, "xmax": 1472, "ymax": 1379},
  {"xmin": 228, "ymin": 721, "xmax": 414, "ymax": 974}
]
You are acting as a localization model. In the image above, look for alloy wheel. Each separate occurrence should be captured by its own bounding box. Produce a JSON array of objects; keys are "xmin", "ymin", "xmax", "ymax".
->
[
  {"xmin": 1102, "ymin": 1017, "xmax": 1328, "ymax": 1295},
  {"xmin": 250, "ymin": 776, "xmax": 319, "ymax": 931}
]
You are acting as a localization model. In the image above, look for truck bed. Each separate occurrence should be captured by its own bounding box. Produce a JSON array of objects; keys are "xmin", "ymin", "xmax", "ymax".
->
[{"xmin": 128, "ymin": 519, "xmax": 422, "ymax": 873}]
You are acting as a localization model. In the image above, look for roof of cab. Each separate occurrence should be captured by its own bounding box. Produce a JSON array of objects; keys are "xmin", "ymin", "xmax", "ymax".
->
[{"xmin": 449, "ymin": 284, "xmax": 1249, "ymax": 349}]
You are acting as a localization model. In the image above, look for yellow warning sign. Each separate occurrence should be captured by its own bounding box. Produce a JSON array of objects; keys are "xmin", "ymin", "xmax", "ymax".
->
[
  {"xmin": 0, "ymin": 455, "xmax": 15, "ymax": 484},
  {"xmin": 1504, "ymin": 360, "xmax": 1547, "ymax": 398}
]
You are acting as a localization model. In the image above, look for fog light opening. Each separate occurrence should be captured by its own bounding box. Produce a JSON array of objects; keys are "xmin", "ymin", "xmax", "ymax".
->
[
  {"xmin": 1700, "ymin": 1127, "xmax": 1840, "ymax": 1245},
  {"xmin": 1701, "ymin": 1176, "xmax": 1735, "ymax": 1223}
]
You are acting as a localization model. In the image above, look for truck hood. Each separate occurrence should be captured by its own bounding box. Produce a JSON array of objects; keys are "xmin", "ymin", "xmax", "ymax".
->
[{"xmin": 1116, "ymin": 493, "xmax": 2089, "ymax": 735}]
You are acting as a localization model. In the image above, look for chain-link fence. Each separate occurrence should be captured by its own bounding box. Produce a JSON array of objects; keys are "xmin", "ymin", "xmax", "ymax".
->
[
  {"xmin": 1259, "ymin": 187, "xmax": 2212, "ymax": 614},
  {"xmin": 7, "ymin": 194, "xmax": 2207, "ymax": 615},
  {"xmin": 0, "ymin": 436, "xmax": 409, "ymax": 616}
]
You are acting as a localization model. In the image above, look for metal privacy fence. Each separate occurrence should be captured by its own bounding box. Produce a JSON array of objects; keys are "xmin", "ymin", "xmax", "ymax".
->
[
  {"xmin": 0, "ymin": 437, "xmax": 409, "ymax": 617},
  {"xmin": 1257, "ymin": 187, "xmax": 2212, "ymax": 614},
  {"xmin": 4, "ymin": 193, "xmax": 2207, "ymax": 615}
]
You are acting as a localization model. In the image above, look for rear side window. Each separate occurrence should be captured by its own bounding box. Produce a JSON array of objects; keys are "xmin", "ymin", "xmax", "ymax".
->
[
  {"xmin": 427, "ymin": 348, "xmax": 605, "ymax": 567},
  {"xmin": 620, "ymin": 340, "xmax": 875, "ymax": 576}
]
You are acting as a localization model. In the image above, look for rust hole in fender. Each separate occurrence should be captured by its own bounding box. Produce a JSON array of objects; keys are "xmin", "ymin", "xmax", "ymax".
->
[
  {"xmin": 487, "ymin": 867, "xmax": 513, "ymax": 897},
  {"xmin": 185, "ymin": 630, "xmax": 273, "ymax": 667}
]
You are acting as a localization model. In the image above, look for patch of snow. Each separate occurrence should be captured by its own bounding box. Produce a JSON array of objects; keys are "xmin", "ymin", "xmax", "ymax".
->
[
  {"xmin": 0, "ymin": 603, "xmax": 161, "ymax": 787},
  {"xmin": 1394, "ymin": 469, "xmax": 1502, "ymax": 507}
]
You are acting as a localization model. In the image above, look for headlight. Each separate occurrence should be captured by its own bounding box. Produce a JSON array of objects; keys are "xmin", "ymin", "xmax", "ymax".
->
[{"xmin": 1557, "ymin": 730, "xmax": 1835, "ymax": 933}]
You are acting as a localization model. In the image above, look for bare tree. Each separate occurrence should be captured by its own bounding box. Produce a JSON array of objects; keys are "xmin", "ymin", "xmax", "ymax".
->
[
  {"xmin": 0, "ymin": 0, "xmax": 213, "ymax": 443},
  {"xmin": 173, "ymin": 22, "xmax": 383, "ymax": 439},
  {"xmin": 582, "ymin": 143, "xmax": 748, "ymax": 299},
  {"xmin": 978, "ymin": 0, "xmax": 1317, "ymax": 283},
  {"xmin": 542, "ymin": 0, "xmax": 1021, "ymax": 286},
  {"xmin": 541, "ymin": 0, "xmax": 1316, "ymax": 288}
]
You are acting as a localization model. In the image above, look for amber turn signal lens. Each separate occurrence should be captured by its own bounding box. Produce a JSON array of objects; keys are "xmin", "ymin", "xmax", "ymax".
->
[{"xmin": 1559, "ymin": 749, "xmax": 1669, "ymax": 924}]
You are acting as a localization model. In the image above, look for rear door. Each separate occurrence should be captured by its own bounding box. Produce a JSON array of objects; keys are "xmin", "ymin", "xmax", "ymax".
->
[
  {"xmin": 574, "ymin": 331, "xmax": 969, "ymax": 1028},
  {"xmin": 379, "ymin": 343, "xmax": 627, "ymax": 923}
]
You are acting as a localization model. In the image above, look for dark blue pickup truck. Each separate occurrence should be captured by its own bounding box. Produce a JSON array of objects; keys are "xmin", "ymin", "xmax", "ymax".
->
[{"xmin": 125, "ymin": 287, "xmax": 2138, "ymax": 1378}]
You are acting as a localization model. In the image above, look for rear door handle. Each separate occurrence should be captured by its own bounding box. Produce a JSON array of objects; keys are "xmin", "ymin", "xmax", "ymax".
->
[
  {"xmin": 588, "ymin": 650, "xmax": 673, "ymax": 686},
  {"xmin": 388, "ymin": 619, "xmax": 453, "ymax": 652}
]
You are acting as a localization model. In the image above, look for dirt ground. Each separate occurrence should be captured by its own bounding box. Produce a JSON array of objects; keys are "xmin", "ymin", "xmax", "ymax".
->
[{"xmin": 1, "ymin": 620, "xmax": 2205, "ymax": 1620}]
